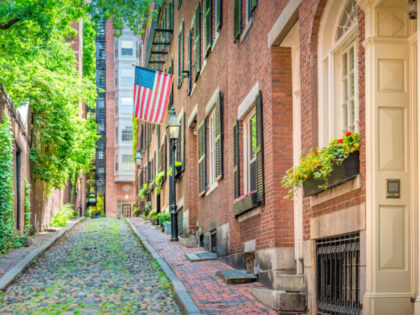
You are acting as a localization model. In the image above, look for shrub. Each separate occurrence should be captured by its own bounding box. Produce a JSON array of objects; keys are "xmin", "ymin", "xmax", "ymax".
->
[
  {"xmin": 50, "ymin": 204, "xmax": 77, "ymax": 227},
  {"xmin": 133, "ymin": 207, "xmax": 141, "ymax": 217},
  {"xmin": 157, "ymin": 212, "xmax": 171, "ymax": 223}
]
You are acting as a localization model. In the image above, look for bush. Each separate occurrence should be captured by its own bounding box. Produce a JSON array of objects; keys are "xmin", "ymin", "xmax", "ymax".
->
[
  {"xmin": 50, "ymin": 204, "xmax": 77, "ymax": 227},
  {"xmin": 157, "ymin": 212, "xmax": 171, "ymax": 223},
  {"xmin": 133, "ymin": 207, "xmax": 141, "ymax": 217}
]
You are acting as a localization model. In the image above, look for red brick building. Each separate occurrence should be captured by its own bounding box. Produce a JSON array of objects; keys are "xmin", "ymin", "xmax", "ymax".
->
[{"xmin": 136, "ymin": 0, "xmax": 419, "ymax": 313}]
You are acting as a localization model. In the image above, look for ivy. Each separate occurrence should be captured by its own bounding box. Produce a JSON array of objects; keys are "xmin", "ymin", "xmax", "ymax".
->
[
  {"xmin": 132, "ymin": 116, "xmax": 138, "ymax": 163},
  {"xmin": 0, "ymin": 115, "xmax": 19, "ymax": 254},
  {"xmin": 24, "ymin": 180, "xmax": 31, "ymax": 235}
]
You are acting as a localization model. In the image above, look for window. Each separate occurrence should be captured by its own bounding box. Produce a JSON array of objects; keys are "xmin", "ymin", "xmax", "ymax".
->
[
  {"xmin": 215, "ymin": 0, "xmax": 222, "ymax": 32},
  {"xmin": 122, "ymin": 126, "xmax": 133, "ymax": 142},
  {"xmin": 120, "ymin": 97, "xmax": 133, "ymax": 115},
  {"xmin": 192, "ymin": 4, "xmax": 201, "ymax": 81},
  {"xmin": 208, "ymin": 110, "xmax": 216, "ymax": 188},
  {"xmin": 244, "ymin": 109, "xmax": 257, "ymax": 193},
  {"xmin": 121, "ymin": 69, "xmax": 133, "ymax": 86},
  {"xmin": 233, "ymin": 0, "xmax": 241, "ymax": 41},
  {"xmin": 203, "ymin": 0, "xmax": 212, "ymax": 57},
  {"xmin": 115, "ymin": 127, "xmax": 118, "ymax": 144},
  {"xmin": 246, "ymin": 0, "xmax": 257, "ymax": 22},
  {"xmin": 115, "ymin": 69, "xmax": 118, "ymax": 87},
  {"xmin": 121, "ymin": 155, "xmax": 134, "ymax": 171},
  {"xmin": 98, "ymin": 150, "xmax": 104, "ymax": 160},
  {"xmin": 97, "ymin": 99, "xmax": 105, "ymax": 109},
  {"xmin": 121, "ymin": 40, "xmax": 134, "ymax": 56},
  {"xmin": 115, "ymin": 39, "xmax": 119, "ymax": 57},
  {"xmin": 318, "ymin": 0, "xmax": 358, "ymax": 146}
]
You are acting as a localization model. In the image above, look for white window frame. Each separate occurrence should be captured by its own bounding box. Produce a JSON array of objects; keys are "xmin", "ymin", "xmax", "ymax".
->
[
  {"xmin": 121, "ymin": 40, "xmax": 134, "ymax": 56},
  {"xmin": 121, "ymin": 126, "xmax": 133, "ymax": 143},
  {"xmin": 121, "ymin": 154, "xmax": 134, "ymax": 171},
  {"xmin": 318, "ymin": 0, "xmax": 358, "ymax": 147},
  {"xmin": 207, "ymin": 109, "xmax": 217, "ymax": 189},
  {"xmin": 243, "ymin": 107, "xmax": 256, "ymax": 194},
  {"xmin": 121, "ymin": 69, "xmax": 134, "ymax": 86}
]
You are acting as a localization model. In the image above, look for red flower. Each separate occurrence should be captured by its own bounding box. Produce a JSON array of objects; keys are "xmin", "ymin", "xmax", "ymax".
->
[
  {"xmin": 314, "ymin": 151, "xmax": 318, "ymax": 156},
  {"xmin": 337, "ymin": 139, "xmax": 343, "ymax": 144},
  {"xmin": 345, "ymin": 131, "xmax": 351, "ymax": 137}
]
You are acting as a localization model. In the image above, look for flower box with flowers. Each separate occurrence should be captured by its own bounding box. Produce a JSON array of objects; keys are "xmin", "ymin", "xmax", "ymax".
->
[
  {"xmin": 233, "ymin": 190, "xmax": 258, "ymax": 216},
  {"xmin": 282, "ymin": 132, "xmax": 360, "ymax": 199}
]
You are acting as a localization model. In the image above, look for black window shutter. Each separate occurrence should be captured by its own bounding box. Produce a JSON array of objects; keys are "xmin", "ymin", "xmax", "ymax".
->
[
  {"xmin": 193, "ymin": 3, "xmax": 201, "ymax": 81},
  {"xmin": 198, "ymin": 119, "xmax": 207, "ymax": 195},
  {"xmin": 233, "ymin": 0, "xmax": 242, "ymax": 42},
  {"xmin": 216, "ymin": 0, "xmax": 222, "ymax": 31},
  {"xmin": 233, "ymin": 120, "xmax": 240, "ymax": 198},
  {"xmin": 164, "ymin": 136, "xmax": 167, "ymax": 183},
  {"xmin": 203, "ymin": 0, "xmax": 212, "ymax": 57},
  {"xmin": 177, "ymin": 0, "xmax": 182, "ymax": 9},
  {"xmin": 179, "ymin": 112, "xmax": 186, "ymax": 172},
  {"xmin": 178, "ymin": 22, "xmax": 184, "ymax": 88},
  {"xmin": 255, "ymin": 91, "xmax": 265, "ymax": 205},
  {"xmin": 215, "ymin": 91, "xmax": 223, "ymax": 179},
  {"xmin": 188, "ymin": 30, "xmax": 192, "ymax": 94},
  {"xmin": 169, "ymin": 57, "xmax": 174, "ymax": 111}
]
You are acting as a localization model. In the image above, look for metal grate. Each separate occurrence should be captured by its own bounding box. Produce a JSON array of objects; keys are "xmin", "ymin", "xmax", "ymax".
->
[{"xmin": 316, "ymin": 233, "xmax": 362, "ymax": 315}]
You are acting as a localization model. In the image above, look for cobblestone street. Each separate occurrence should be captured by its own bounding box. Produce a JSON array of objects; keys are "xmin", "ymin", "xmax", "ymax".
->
[{"xmin": 0, "ymin": 219, "xmax": 180, "ymax": 314}]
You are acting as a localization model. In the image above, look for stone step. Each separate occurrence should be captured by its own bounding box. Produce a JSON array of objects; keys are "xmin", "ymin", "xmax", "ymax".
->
[
  {"xmin": 252, "ymin": 288, "xmax": 306, "ymax": 312},
  {"xmin": 216, "ymin": 269, "xmax": 257, "ymax": 284},
  {"xmin": 272, "ymin": 273, "xmax": 305, "ymax": 292},
  {"xmin": 179, "ymin": 235, "xmax": 199, "ymax": 248},
  {"xmin": 186, "ymin": 251, "xmax": 217, "ymax": 262}
]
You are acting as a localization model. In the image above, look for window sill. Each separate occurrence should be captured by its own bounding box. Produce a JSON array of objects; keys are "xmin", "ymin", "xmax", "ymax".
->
[
  {"xmin": 200, "ymin": 58, "xmax": 208, "ymax": 77},
  {"xmin": 240, "ymin": 19, "xmax": 253, "ymax": 43},
  {"xmin": 211, "ymin": 33, "xmax": 220, "ymax": 52},
  {"xmin": 237, "ymin": 207, "xmax": 260, "ymax": 222},
  {"xmin": 205, "ymin": 182, "xmax": 219, "ymax": 197}
]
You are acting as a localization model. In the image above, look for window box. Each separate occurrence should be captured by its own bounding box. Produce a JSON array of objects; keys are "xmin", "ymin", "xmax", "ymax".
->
[
  {"xmin": 233, "ymin": 190, "xmax": 258, "ymax": 216},
  {"xmin": 175, "ymin": 165, "xmax": 183, "ymax": 179},
  {"xmin": 303, "ymin": 151, "xmax": 360, "ymax": 197}
]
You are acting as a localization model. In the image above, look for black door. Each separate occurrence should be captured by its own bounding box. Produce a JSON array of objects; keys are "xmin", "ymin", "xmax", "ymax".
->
[{"xmin": 15, "ymin": 144, "xmax": 21, "ymax": 230}]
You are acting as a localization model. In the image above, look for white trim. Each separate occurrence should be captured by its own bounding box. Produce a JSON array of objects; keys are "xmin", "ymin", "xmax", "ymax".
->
[
  {"xmin": 205, "ymin": 181, "xmax": 219, "ymax": 197},
  {"xmin": 205, "ymin": 88, "xmax": 221, "ymax": 115},
  {"xmin": 267, "ymin": 0, "xmax": 302, "ymax": 47},
  {"xmin": 243, "ymin": 108, "xmax": 256, "ymax": 194},
  {"xmin": 188, "ymin": 105, "xmax": 198, "ymax": 128},
  {"xmin": 237, "ymin": 82, "xmax": 259, "ymax": 120}
]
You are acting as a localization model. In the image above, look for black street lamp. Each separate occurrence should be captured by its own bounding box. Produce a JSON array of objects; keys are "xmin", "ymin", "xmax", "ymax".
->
[{"xmin": 166, "ymin": 105, "xmax": 181, "ymax": 242}]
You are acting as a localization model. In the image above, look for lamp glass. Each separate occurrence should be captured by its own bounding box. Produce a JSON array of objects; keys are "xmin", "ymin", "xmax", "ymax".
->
[
  {"xmin": 166, "ymin": 107, "xmax": 181, "ymax": 140},
  {"xmin": 135, "ymin": 151, "xmax": 142, "ymax": 166}
]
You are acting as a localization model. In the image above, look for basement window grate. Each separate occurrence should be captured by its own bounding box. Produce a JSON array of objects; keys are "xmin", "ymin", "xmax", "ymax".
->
[{"xmin": 316, "ymin": 232, "xmax": 362, "ymax": 315}]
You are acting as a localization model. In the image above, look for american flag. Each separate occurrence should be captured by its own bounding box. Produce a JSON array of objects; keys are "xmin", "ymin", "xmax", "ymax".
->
[{"xmin": 133, "ymin": 66, "xmax": 174, "ymax": 124}]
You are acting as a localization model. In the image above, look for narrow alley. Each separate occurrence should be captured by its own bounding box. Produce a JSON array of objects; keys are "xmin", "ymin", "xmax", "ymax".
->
[{"xmin": 0, "ymin": 219, "xmax": 180, "ymax": 314}]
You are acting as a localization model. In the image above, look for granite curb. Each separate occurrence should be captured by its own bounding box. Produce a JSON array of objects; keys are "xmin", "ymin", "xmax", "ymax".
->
[
  {"xmin": 125, "ymin": 218, "xmax": 202, "ymax": 315},
  {"xmin": 0, "ymin": 217, "xmax": 85, "ymax": 291}
]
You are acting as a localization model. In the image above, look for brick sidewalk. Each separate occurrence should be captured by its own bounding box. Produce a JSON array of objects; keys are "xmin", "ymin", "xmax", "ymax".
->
[
  {"xmin": 0, "ymin": 227, "xmax": 68, "ymax": 278},
  {"xmin": 129, "ymin": 218, "xmax": 276, "ymax": 314}
]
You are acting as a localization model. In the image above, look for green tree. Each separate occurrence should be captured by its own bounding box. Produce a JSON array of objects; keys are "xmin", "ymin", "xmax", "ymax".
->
[{"xmin": 0, "ymin": 0, "xmax": 160, "ymax": 231}]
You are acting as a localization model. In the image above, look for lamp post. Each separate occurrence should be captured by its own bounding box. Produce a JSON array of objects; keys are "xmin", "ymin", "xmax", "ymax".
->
[
  {"xmin": 135, "ymin": 150, "xmax": 143, "ymax": 167},
  {"xmin": 166, "ymin": 105, "xmax": 181, "ymax": 241}
]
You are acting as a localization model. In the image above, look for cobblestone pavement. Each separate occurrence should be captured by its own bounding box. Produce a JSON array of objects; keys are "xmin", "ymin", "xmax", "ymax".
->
[
  {"xmin": 129, "ymin": 218, "xmax": 276, "ymax": 315},
  {"xmin": 0, "ymin": 218, "xmax": 180, "ymax": 314}
]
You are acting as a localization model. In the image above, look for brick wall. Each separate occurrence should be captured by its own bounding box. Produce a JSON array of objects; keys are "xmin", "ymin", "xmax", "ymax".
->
[{"xmin": 299, "ymin": 0, "xmax": 366, "ymax": 240}]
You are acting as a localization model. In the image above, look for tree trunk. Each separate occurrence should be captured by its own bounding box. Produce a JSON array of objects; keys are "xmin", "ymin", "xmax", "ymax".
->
[{"xmin": 30, "ymin": 176, "xmax": 49, "ymax": 232}]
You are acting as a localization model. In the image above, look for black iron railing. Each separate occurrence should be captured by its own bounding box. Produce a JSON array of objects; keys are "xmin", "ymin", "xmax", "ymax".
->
[{"xmin": 317, "ymin": 233, "xmax": 362, "ymax": 315}]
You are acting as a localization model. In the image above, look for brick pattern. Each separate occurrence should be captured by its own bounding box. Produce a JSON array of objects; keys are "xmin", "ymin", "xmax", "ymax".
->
[
  {"xmin": 299, "ymin": 1, "xmax": 366, "ymax": 240},
  {"xmin": 129, "ymin": 218, "xmax": 276, "ymax": 314}
]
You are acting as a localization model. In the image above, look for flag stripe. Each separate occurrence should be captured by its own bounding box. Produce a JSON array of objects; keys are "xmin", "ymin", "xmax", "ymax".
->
[
  {"xmin": 152, "ymin": 73, "xmax": 168, "ymax": 122},
  {"xmin": 156, "ymin": 74, "xmax": 171, "ymax": 123},
  {"xmin": 133, "ymin": 66, "xmax": 174, "ymax": 124}
]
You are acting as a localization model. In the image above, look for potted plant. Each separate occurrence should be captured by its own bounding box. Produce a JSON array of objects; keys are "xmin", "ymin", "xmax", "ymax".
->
[
  {"xmin": 157, "ymin": 212, "xmax": 171, "ymax": 232},
  {"xmin": 147, "ymin": 210, "xmax": 159, "ymax": 225},
  {"xmin": 233, "ymin": 190, "xmax": 259, "ymax": 216},
  {"xmin": 282, "ymin": 132, "xmax": 360, "ymax": 198}
]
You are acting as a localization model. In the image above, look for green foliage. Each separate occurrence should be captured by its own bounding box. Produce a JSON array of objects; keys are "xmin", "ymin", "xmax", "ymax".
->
[
  {"xmin": 144, "ymin": 201, "xmax": 152, "ymax": 215},
  {"xmin": 50, "ymin": 204, "xmax": 78, "ymax": 227},
  {"xmin": 156, "ymin": 212, "xmax": 170, "ymax": 224},
  {"xmin": 155, "ymin": 171, "xmax": 165, "ymax": 196},
  {"xmin": 282, "ymin": 132, "xmax": 360, "ymax": 198},
  {"xmin": 133, "ymin": 207, "xmax": 141, "ymax": 217},
  {"xmin": 24, "ymin": 180, "xmax": 31, "ymax": 235},
  {"xmin": 138, "ymin": 183, "xmax": 148, "ymax": 202},
  {"xmin": 132, "ymin": 117, "xmax": 138, "ymax": 163},
  {"xmin": 0, "ymin": 115, "xmax": 20, "ymax": 254}
]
